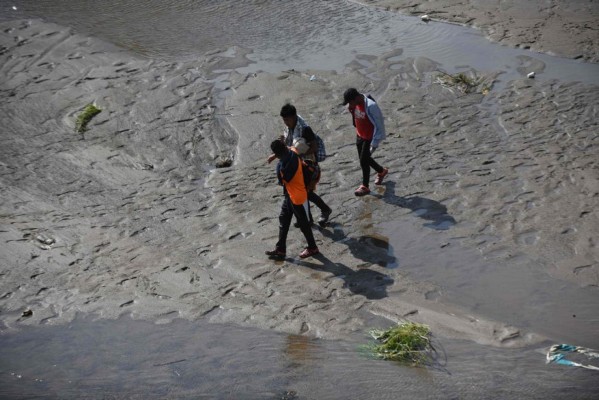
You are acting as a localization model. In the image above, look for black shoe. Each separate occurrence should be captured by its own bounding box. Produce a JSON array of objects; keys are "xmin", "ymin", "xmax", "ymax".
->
[
  {"xmin": 318, "ymin": 209, "xmax": 332, "ymax": 227},
  {"xmin": 265, "ymin": 248, "xmax": 286, "ymax": 259}
]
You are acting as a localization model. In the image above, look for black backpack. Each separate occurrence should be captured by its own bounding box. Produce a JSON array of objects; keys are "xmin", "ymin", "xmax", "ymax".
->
[{"xmin": 301, "ymin": 159, "xmax": 321, "ymax": 192}]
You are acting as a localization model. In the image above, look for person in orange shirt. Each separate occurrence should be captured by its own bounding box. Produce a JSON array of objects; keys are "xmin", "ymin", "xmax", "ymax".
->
[
  {"xmin": 343, "ymin": 88, "xmax": 389, "ymax": 196},
  {"xmin": 267, "ymin": 104, "xmax": 332, "ymax": 226},
  {"xmin": 265, "ymin": 139, "xmax": 320, "ymax": 260}
]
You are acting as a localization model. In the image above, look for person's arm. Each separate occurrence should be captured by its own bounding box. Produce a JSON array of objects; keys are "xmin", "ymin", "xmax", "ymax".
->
[
  {"xmin": 281, "ymin": 125, "xmax": 293, "ymax": 147},
  {"xmin": 348, "ymin": 105, "xmax": 356, "ymax": 127},
  {"xmin": 308, "ymin": 140, "xmax": 318, "ymax": 155},
  {"xmin": 368, "ymin": 102, "xmax": 386, "ymax": 149},
  {"xmin": 275, "ymin": 161, "xmax": 283, "ymax": 185},
  {"xmin": 302, "ymin": 126, "xmax": 318, "ymax": 155}
]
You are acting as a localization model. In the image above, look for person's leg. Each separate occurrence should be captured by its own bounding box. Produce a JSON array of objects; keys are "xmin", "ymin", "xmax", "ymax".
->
[
  {"xmin": 356, "ymin": 137, "xmax": 371, "ymax": 187},
  {"xmin": 368, "ymin": 144, "xmax": 388, "ymax": 185},
  {"xmin": 308, "ymin": 191, "xmax": 331, "ymax": 214},
  {"xmin": 373, "ymin": 158, "xmax": 388, "ymax": 185},
  {"xmin": 309, "ymin": 190, "xmax": 332, "ymax": 225},
  {"xmin": 306, "ymin": 201, "xmax": 314, "ymax": 223},
  {"xmin": 360, "ymin": 138, "xmax": 383, "ymax": 176},
  {"xmin": 368, "ymin": 153, "xmax": 383, "ymax": 174},
  {"xmin": 294, "ymin": 198, "xmax": 313, "ymax": 228},
  {"xmin": 275, "ymin": 195, "xmax": 294, "ymax": 251},
  {"xmin": 292, "ymin": 201, "xmax": 317, "ymax": 250}
]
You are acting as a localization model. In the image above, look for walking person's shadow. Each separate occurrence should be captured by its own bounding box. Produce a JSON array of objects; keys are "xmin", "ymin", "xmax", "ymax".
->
[
  {"xmin": 286, "ymin": 179, "xmax": 455, "ymax": 299},
  {"xmin": 378, "ymin": 181, "xmax": 457, "ymax": 230},
  {"xmin": 288, "ymin": 223, "xmax": 396, "ymax": 299},
  {"xmin": 290, "ymin": 250, "xmax": 393, "ymax": 300}
]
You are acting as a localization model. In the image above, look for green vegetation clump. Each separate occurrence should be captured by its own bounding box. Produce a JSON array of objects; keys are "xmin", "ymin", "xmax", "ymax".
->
[
  {"xmin": 435, "ymin": 71, "xmax": 493, "ymax": 95},
  {"xmin": 75, "ymin": 104, "xmax": 102, "ymax": 133},
  {"xmin": 368, "ymin": 321, "xmax": 432, "ymax": 365}
]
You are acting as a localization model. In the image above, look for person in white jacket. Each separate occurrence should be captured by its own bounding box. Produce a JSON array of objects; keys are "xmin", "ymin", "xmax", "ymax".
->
[{"xmin": 343, "ymin": 88, "xmax": 388, "ymax": 196}]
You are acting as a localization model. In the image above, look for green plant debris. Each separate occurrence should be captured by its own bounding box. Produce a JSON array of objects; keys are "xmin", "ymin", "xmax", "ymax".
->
[
  {"xmin": 368, "ymin": 321, "xmax": 433, "ymax": 365},
  {"xmin": 434, "ymin": 71, "xmax": 493, "ymax": 95},
  {"xmin": 75, "ymin": 104, "xmax": 101, "ymax": 133}
]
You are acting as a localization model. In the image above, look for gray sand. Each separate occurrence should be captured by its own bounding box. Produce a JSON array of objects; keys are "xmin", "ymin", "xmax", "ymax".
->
[
  {"xmin": 1, "ymin": 0, "xmax": 598, "ymax": 376},
  {"xmin": 357, "ymin": 0, "xmax": 599, "ymax": 63}
]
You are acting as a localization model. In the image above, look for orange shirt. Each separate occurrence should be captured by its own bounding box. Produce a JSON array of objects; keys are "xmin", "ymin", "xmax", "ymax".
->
[{"xmin": 282, "ymin": 149, "xmax": 308, "ymax": 205}]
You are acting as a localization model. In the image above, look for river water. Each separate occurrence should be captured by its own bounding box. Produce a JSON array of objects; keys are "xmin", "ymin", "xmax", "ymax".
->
[
  {"xmin": 1, "ymin": 314, "xmax": 598, "ymax": 399},
  {"xmin": 2, "ymin": 0, "xmax": 599, "ymax": 84},
  {"xmin": 1, "ymin": 1, "xmax": 598, "ymax": 398}
]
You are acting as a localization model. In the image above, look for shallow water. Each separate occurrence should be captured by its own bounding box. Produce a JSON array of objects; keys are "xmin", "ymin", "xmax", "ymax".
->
[
  {"xmin": 3, "ymin": 0, "xmax": 599, "ymax": 86},
  {"xmin": 382, "ymin": 218, "xmax": 599, "ymax": 350},
  {"xmin": 1, "ymin": 315, "xmax": 598, "ymax": 399}
]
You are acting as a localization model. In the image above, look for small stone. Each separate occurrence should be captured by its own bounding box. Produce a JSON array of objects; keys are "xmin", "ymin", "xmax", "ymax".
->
[
  {"xmin": 215, "ymin": 157, "xmax": 233, "ymax": 168},
  {"xmin": 35, "ymin": 234, "xmax": 55, "ymax": 245}
]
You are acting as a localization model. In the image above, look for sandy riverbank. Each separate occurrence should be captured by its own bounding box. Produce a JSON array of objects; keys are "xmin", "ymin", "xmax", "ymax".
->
[
  {"xmin": 355, "ymin": 0, "xmax": 599, "ymax": 63},
  {"xmin": 1, "ymin": 1, "xmax": 598, "ymax": 358}
]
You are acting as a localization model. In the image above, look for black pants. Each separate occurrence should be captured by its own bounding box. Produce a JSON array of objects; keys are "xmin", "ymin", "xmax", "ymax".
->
[
  {"xmin": 356, "ymin": 136, "xmax": 383, "ymax": 187},
  {"xmin": 307, "ymin": 191, "xmax": 331, "ymax": 221},
  {"xmin": 277, "ymin": 193, "xmax": 317, "ymax": 251}
]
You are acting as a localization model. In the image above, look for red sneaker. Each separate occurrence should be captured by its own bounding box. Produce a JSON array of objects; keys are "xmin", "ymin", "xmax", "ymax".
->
[
  {"xmin": 299, "ymin": 247, "xmax": 319, "ymax": 259},
  {"xmin": 354, "ymin": 185, "xmax": 370, "ymax": 196},
  {"xmin": 375, "ymin": 168, "xmax": 388, "ymax": 185}
]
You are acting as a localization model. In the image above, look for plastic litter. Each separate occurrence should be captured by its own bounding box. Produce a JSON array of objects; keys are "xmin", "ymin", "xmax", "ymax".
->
[
  {"xmin": 309, "ymin": 75, "xmax": 316, "ymax": 81},
  {"xmin": 527, "ymin": 72, "xmax": 535, "ymax": 79},
  {"xmin": 421, "ymin": 15, "xmax": 431, "ymax": 22},
  {"xmin": 546, "ymin": 344, "xmax": 599, "ymax": 371}
]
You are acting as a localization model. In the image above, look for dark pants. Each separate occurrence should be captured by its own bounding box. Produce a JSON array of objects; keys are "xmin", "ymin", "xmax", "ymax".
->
[
  {"xmin": 356, "ymin": 136, "xmax": 383, "ymax": 187},
  {"xmin": 277, "ymin": 193, "xmax": 317, "ymax": 251},
  {"xmin": 307, "ymin": 191, "xmax": 331, "ymax": 221}
]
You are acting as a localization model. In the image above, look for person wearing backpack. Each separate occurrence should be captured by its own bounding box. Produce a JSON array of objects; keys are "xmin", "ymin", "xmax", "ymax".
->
[
  {"xmin": 265, "ymin": 139, "xmax": 320, "ymax": 260},
  {"xmin": 342, "ymin": 88, "xmax": 389, "ymax": 196},
  {"xmin": 267, "ymin": 104, "xmax": 332, "ymax": 226}
]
